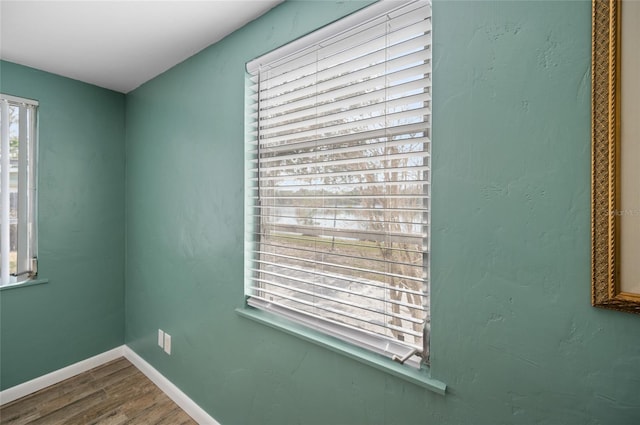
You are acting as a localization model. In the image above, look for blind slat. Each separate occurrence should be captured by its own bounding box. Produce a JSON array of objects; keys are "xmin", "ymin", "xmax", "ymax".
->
[
  {"xmin": 257, "ymin": 164, "xmax": 429, "ymax": 184},
  {"xmin": 252, "ymin": 273, "xmax": 425, "ymax": 323},
  {"xmin": 247, "ymin": 297, "xmax": 424, "ymax": 352},
  {"xmin": 260, "ymin": 109, "xmax": 430, "ymax": 147},
  {"xmin": 260, "ymin": 92, "xmax": 431, "ymax": 137},
  {"xmin": 255, "ymin": 137, "xmax": 430, "ymax": 167},
  {"xmin": 249, "ymin": 288, "xmax": 424, "ymax": 338},
  {"xmin": 256, "ymin": 147, "xmax": 428, "ymax": 172},
  {"xmin": 254, "ymin": 239, "xmax": 428, "ymax": 268},
  {"xmin": 262, "ymin": 21, "xmax": 431, "ymax": 88},
  {"xmin": 256, "ymin": 70, "xmax": 431, "ymax": 122},
  {"xmin": 261, "ymin": 51, "xmax": 431, "ymax": 109},
  {"xmin": 255, "ymin": 255, "xmax": 425, "ymax": 287},
  {"xmin": 253, "ymin": 121, "xmax": 428, "ymax": 155},
  {"xmin": 253, "ymin": 204, "xmax": 429, "ymax": 213},
  {"xmin": 261, "ymin": 38, "xmax": 430, "ymax": 102}
]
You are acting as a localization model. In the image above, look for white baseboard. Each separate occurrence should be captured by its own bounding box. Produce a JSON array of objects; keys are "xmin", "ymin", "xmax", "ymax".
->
[
  {"xmin": 0, "ymin": 346, "xmax": 125, "ymax": 405},
  {"xmin": 0, "ymin": 345, "xmax": 220, "ymax": 425},
  {"xmin": 123, "ymin": 346, "xmax": 219, "ymax": 425}
]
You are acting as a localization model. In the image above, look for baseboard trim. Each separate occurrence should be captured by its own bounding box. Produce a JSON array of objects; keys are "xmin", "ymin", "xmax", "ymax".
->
[
  {"xmin": 0, "ymin": 345, "xmax": 220, "ymax": 424},
  {"xmin": 0, "ymin": 346, "xmax": 125, "ymax": 405},
  {"xmin": 123, "ymin": 346, "xmax": 220, "ymax": 425}
]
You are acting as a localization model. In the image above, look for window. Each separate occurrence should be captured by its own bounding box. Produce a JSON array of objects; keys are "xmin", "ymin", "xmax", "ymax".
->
[
  {"xmin": 0, "ymin": 94, "xmax": 39, "ymax": 287},
  {"xmin": 245, "ymin": 0, "xmax": 431, "ymax": 368}
]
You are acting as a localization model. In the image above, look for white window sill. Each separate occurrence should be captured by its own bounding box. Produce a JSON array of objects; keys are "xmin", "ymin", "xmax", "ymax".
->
[
  {"xmin": 0, "ymin": 278, "xmax": 49, "ymax": 291},
  {"xmin": 236, "ymin": 306, "xmax": 446, "ymax": 395}
]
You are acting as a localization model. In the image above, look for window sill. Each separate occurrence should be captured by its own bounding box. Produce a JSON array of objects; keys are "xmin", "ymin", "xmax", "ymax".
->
[
  {"xmin": 236, "ymin": 306, "xmax": 446, "ymax": 395},
  {"xmin": 0, "ymin": 278, "xmax": 49, "ymax": 291}
]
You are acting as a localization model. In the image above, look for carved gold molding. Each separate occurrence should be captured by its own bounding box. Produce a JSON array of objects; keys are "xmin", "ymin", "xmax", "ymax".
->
[{"xmin": 591, "ymin": 0, "xmax": 640, "ymax": 314}]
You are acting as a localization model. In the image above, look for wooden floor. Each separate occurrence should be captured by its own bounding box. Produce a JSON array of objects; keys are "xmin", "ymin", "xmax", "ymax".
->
[{"xmin": 0, "ymin": 357, "xmax": 197, "ymax": 425}]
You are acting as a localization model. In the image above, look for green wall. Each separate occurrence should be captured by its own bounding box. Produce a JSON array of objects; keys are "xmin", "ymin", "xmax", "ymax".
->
[
  {"xmin": 2, "ymin": 0, "xmax": 639, "ymax": 423},
  {"xmin": 0, "ymin": 61, "xmax": 125, "ymax": 390},
  {"xmin": 125, "ymin": 0, "xmax": 640, "ymax": 423}
]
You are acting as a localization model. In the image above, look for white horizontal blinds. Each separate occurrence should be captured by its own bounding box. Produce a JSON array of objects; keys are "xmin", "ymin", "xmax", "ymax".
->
[
  {"xmin": 0, "ymin": 94, "xmax": 38, "ymax": 286},
  {"xmin": 1, "ymin": 99, "xmax": 9, "ymax": 285},
  {"xmin": 17, "ymin": 104, "xmax": 37, "ymax": 276},
  {"xmin": 247, "ymin": 0, "xmax": 431, "ymax": 358}
]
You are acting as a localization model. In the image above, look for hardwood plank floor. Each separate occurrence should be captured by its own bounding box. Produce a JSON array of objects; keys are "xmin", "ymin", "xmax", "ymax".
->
[{"xmin": 0, "ymin": 358, "xmax": 197, "ymax": 425}]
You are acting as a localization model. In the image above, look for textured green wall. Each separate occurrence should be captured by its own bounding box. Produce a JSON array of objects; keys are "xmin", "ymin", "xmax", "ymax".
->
[
  {"xmin": 4, "ymin": 1, "xmax": 637, "ymax": 422},
  {"xmin": 0, "ymin": 61, "xmax": 125, "ymax": 390},
  {"xmin": 125, "ymin": 1, "xmax": 640, "ymax": 423}
]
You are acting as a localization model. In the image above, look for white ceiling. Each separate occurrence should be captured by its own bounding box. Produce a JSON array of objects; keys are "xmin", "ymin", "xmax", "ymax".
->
[{"xmin": 0, "ymin": 0, "xmax": 283, "ymax": 93}]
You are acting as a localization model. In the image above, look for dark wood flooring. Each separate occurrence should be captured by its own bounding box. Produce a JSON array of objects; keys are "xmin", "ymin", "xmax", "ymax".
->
[{"xmin": 0, "ymin": 357, "xmax": 197, "ymax": 425}]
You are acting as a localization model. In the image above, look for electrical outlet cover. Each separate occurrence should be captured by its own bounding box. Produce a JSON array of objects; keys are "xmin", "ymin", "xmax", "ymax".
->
[
  {"xmin": 158, "ymin": 329, "xmax": 164, "ymax": 348},
  {"xmin": 164, "ymin": 333, "xmax": 172, "ymax": 355}
]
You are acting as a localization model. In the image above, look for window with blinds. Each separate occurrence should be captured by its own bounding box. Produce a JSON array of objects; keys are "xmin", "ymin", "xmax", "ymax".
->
[
  {"xmin": 245, "ymin": 0, "xmax": 431, "ymax": 367},
  {"xmin": 0, "ymin": 94, "xmax": 39, "ymax": 287}
]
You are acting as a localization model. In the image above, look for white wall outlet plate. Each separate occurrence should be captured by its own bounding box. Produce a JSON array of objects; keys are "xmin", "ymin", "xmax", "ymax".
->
[
  {"xmin": 158, "ymin": 329, "xmax": 164, "ymax": 348},
  {"xmin": 164, "ymin": 333, "xmax": 172, "ymax": 355}
]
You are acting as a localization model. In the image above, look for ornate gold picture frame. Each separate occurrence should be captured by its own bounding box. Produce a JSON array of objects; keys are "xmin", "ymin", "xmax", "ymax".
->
[{"xmin": 592, "ymin": 0, "xmax": 640, "ymax": 314}]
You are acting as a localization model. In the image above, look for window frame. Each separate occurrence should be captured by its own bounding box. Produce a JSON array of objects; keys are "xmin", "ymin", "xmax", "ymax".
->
[
  {"xmin": 242, "ymin": 0, "xmax": 434, "ymax": 375},
  {"xmin": 1, "ymin": 93, "xmax": 39, "ymax": 288}
]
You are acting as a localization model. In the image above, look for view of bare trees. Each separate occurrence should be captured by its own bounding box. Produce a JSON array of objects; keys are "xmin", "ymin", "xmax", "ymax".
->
[{"xmin": 255, "ymin": 126, "xmax": 428, "ymax": 350}]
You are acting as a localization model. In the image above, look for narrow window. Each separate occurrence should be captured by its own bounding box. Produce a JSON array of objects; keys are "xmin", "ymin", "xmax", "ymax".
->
[
  {"xmin": 0, "ymin": 94, "xmax": 39, "ymax": 287},
  {"xmin": 245, "ymin": 0, "xmax": 431, "ymax": 367}
]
